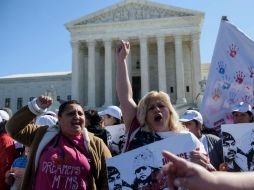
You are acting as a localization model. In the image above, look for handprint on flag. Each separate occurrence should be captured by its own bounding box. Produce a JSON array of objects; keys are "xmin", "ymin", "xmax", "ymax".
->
[
  {"xmin": 228, "ymin": 43, "xmax": 239, "ymax": 58},
  {"xmin": 216, "ymin": 61, "xmax": 226, "ymax": 74},
  {"xmin": 234, "ymin": 71, "xmax": 245, "ymax": 84}
]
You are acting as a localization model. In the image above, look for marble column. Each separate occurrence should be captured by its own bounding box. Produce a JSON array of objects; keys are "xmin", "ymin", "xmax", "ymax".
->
[
  {"xmin": 157, "ymin": 35, "xmax": 167, "ymax": 92},
  {"xmin": 192, "ymin": 33, "xmax": 202, "ymax": 100},
  {"xmin": 87, "ymin": 40, "xmax": 96, "ymax": 107},
  {"xmin": 140, "ymin": 37, "xmax": 149, "ymax": 97},
  {"xmin": 174, "ymin": 35, "xmax": 187, "ymax": 104},
  {"xmin": 71, "ymin": 41, "xmax": 81, "ymax": 102},
  {"xmin": 103, "ymin": 39, "xmax": 113, "ymax": 106}
]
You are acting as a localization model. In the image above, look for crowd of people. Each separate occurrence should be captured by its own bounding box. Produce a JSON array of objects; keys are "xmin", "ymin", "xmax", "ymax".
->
[{"xmin": 0, "ymin": 40, "xmax": 254, "ymax": 190}]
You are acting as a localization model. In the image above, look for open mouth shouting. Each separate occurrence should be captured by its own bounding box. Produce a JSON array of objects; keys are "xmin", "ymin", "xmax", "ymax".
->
[{"xmin": 154, "ymin": 114, "xmax": 163, "ymax": 122}]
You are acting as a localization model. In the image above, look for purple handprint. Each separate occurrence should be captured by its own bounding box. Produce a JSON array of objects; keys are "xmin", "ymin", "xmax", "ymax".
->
[
  {"xmin": 234, "ymin": 71, "xmax": 245, "ymax": 84},
  {"xmin": 228, "ymin": 43, "xmax": 239, "ymax": 58},
  {"xmin": 249, "ymin": 66, "xmax": 254, "ymax": 78},
  {"xmin": 228, "ymin": 90, "xmax": 237, "ymax": 105},
  {"xmin": 242, "ymin": 95, "xmax": 251, "ymax": 104}
]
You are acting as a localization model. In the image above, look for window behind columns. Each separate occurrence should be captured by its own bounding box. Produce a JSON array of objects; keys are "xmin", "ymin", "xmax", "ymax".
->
[
  {"xmin": 132, "ymin": 76, "xmax": 141, "ymax": 104},
  {"xmin": 186, "ymin": 86, "xmax": 190, "ymax": 92},
  {"xmin": 136, "ymin": 60, "xmax": 140, "ymax": 69},
  {"xmin": 5, "ymin": 98, "xmax": 10, "ymax": 108},
  {"xmin": 17, "ymin": 97, "xmax": 23, "ymax": 110}
]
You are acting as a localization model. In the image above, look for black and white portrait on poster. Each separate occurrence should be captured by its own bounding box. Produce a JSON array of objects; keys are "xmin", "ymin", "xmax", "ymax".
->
[
  {"xmin": 106, "ymin": 133, "xmax": 200, "ymax": 190},
  {"xmin": 221, "ymin": 123, "xmax": 254, "ymax": 171},
  {"xmin": 105, "ymin": 124, "xmax": 126, "ymax": 155}
]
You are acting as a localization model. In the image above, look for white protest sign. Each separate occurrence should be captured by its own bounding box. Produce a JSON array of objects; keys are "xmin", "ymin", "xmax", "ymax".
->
[
  {"xmin": 221, "ymin": 123, "xmax": 254, "ymax": 171},
  {"xmin": 106, "ymin": 133, "xmax": 198, "ymax": 190},
  {"xmin": 105, "ymin": 124, "xmax": 126, "ymax": 155}
]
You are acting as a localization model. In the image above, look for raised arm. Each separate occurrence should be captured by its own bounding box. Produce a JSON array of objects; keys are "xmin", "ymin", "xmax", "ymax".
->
[
  {"xmin": 116, "ymin": 40, "xmax": 137, "ymax": 132},
  {"xmin": 6, "ymin": 95, "xmax": 53, "ymax": 146}
]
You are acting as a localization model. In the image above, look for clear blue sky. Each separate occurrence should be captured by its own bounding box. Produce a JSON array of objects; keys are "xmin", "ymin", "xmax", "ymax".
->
[{"xmin": 1, "ymin": 0, "xmax": 253, "ymax": 77}]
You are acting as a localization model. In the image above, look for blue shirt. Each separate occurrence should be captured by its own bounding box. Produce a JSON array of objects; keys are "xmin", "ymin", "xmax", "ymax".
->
[{"xmin": 12, "ymin": 156, "xmax": 28, "ymax": 168}]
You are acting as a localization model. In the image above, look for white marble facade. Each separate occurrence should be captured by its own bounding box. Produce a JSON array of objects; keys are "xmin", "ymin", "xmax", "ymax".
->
[
  {"xmin": 0, "ymin": 73, "xmax": 71, "ymax": 113},
  {"xmin": 65, "ymin": 0, "xmax": 204, "ymax": 108}
]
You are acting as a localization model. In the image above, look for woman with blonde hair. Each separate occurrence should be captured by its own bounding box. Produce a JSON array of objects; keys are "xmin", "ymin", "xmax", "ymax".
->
[
  {"xmin": 116, "ymin": 40, "xmax": 204, "ymax": 153},
  {"xmin": 136, "ymin": 91, "xmax": 183, "ymax": 133}
]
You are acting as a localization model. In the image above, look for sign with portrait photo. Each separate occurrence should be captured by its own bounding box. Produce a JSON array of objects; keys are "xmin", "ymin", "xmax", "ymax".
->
[
  {"xmin": 105, "ymin": 124, "xmax": 126, "ymax": 155},
  {"xmin": 106, "ymin": 133, "xmax": 199, "ymax": 190},
  {"xmin": 221, "ymin": 123, "xmax": 254, "ymax": 171}
]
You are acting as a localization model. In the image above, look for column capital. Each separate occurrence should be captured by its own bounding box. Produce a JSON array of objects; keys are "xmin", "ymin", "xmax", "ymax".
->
[
  {"xmin": 103, "ymin": 38, "xmax": 112, "ymax": 42},
  {"xmin": 156, "ymin": 35, "xmax": 165, "ymax": 41},
  {"xmin": 139, "ymin": 36, "xmax": 148, "ymax": 42},
  {"xmin": 192, "ymin": 33, "xmax": 201, "ymax": 41},
  {"xmin": 70, "ymin": 41, "xmax": 80, "ymax": 49},
  {"xmin": 86, "ymin": 39, "xmax": 96, "ymax": 46},
  {"xmin": 174, "ymin": 35, "xmax": 183, "ymax": 41},
  {"xmin": 103, "ymin": 39, "xmax": 112, "ymax": 46}
]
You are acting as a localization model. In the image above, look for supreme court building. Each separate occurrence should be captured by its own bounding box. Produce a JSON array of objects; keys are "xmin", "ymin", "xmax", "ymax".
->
[
  {"xmin": 0, "ymin": 0, "xmax": 206, "ymax": 113},
  {"xmin": 65, "ymin": 0, "xmax": 204, "ymax": 108}
]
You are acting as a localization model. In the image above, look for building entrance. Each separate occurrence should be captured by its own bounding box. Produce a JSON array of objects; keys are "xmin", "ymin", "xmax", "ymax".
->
[{"xmin": 132, "ymin": 76, "xmax": 141, "ymax": 104}]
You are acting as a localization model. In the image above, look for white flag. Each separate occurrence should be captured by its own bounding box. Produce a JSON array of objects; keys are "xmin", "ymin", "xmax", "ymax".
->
[{"xmin": 200, "ymin": 19, "xmax": 254, "ymax": 129}]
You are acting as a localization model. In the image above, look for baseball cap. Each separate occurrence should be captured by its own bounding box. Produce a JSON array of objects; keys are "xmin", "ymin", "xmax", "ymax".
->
[
  {"xmin": 179, "ymin": 110, "xmax": 203, "ymax": 124},
  {"xmin": 99, "ymin": 106, "xmax": 122, "ymax": 120},
  {"xmin": 133, "ymin": 149, "xmax": 154, "ymax": 172},
  {"xmin": 0, "ymin": 110, "xmax": 10, "ymax": 121},
  {"xmin": 231, "ymin": 102, "xmax": 252, "ymax": 113}
]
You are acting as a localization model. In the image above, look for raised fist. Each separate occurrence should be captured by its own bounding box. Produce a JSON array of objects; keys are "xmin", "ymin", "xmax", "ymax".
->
[
  {"xmin": 36, "ymin": 95, "xmax": 53, "ymax": 109},
  {"xmin": 116, "ymin": 40, "xmax": 130, "ymax": 61}
]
